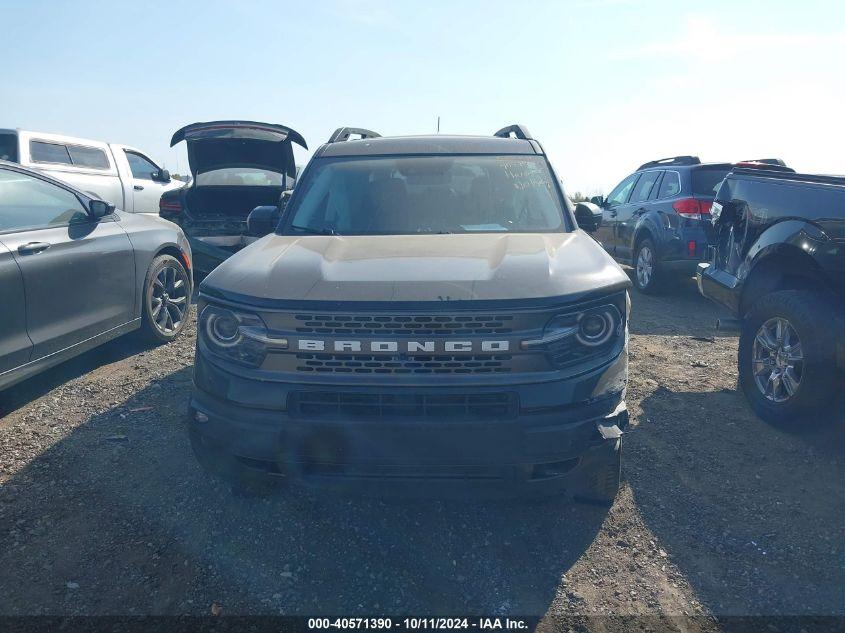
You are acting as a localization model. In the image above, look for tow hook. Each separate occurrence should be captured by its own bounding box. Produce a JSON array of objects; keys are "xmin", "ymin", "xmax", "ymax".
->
[{"xmin": 597, "ymin": 424, "xmax": 622, "ymax": 440}]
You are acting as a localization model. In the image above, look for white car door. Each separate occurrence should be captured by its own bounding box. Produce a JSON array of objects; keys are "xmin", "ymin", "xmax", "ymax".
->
[{"xmin": 123, "ymin": 149, "xmax": 173, "ymax": 215}]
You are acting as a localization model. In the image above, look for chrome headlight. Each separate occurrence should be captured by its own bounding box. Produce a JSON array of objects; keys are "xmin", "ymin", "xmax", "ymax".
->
[{"xmin": 199, "ymin": 305, "xmax": 285, "ymax": 367}]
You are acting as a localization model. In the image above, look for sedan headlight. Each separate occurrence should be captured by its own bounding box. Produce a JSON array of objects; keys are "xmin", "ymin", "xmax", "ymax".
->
[{"xmin": 199, "ymin": 305, "xmax": 286, "ymax": 367}]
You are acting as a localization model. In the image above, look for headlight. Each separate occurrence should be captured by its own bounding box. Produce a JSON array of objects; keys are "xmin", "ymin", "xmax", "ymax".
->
[
  {"xmin": 199, "ymin": 305, "xmax": 286, "ymax": 367},
  {"xmin": 523, "ymin": 304, "xmax": 624, "ymax": 368},
  {"xmin": 576, "ymin": 307, "xmax": 619, "ymax": 347}
]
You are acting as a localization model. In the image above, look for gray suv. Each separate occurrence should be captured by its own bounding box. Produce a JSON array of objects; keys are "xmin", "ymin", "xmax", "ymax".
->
[
  {"xmin": 0, "ymin": 161, "xmax": 192, "ymax": 391},
  {"xmin": 188, "ymin": 125, "xmax": 631, "ymax": 501}
]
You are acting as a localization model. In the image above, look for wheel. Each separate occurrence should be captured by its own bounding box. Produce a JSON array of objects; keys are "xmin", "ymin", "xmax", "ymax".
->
[
  {"xmin": 189, "ymin": 428, "xmax": 278, "ymax": 498},
  {"xmin": 738, "ymin": 290, "xmax": 837, "ymax": 430},
  {"xmin": 633, "ymin": 238, "xmax": 663, "ymax": 293},
  {"xmin": 574, "ymin": 439, "xmax": 622, "ymax": 506},
  {"xmin": 140, "ymin": 255, "xmax": 191, "ymax": 343}
]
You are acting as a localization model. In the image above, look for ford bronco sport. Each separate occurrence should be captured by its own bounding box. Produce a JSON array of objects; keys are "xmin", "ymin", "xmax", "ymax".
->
[{"xmin": 188, "ymin": 125, "xmax": 631, "ymax": 501}]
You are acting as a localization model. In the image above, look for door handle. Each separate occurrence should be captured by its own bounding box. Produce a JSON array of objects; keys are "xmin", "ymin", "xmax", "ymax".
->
[
  {"xmin": 18, "ymin": 241, "xmax": 51, "ymax": 254},
  {"xmin": 134, "ymin": 185, "xmax": 144, "ymax": 191},
  {"xmin": 610, "ymin": 210, "xmax": 618, "ymax": 218}
]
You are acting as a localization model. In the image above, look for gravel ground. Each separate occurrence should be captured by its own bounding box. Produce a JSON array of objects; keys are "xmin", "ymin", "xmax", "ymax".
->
[{"xmin": 0, "ymin": 275, "xmax": 843, "ymax": 625}]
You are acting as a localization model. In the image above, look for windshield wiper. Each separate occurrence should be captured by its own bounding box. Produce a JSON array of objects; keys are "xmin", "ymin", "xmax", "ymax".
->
[{"xmin": 290, "ymin": 225, "xmax": 337, "ymax": 236}]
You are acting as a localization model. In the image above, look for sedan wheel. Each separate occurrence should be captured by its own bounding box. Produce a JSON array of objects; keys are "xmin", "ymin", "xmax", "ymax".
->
[
  {"xmin": 141, "ymin": 254, "xmax": 191, "ymax": 343},
  {"xmin": 151, "ymin": 264, "xmax": 189, "ymax": 334}
]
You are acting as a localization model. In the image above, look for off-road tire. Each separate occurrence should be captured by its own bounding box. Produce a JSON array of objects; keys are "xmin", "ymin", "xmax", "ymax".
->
[
  {"xmin": 574, "ymin": 440, "xmax": 622, "ymax": 506},
  {"xmin": 189, "ymin": 428, "xmax": 278, "ymax": 498},
  {"xmin": 738, "ymin": 290, "xmax": 837, "ymax": 431}
]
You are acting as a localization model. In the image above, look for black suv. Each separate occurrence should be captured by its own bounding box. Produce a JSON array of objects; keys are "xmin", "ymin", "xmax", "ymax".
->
[
  {"xmin": 698, "ymin": 168, "xmax": 845, "ymax": 428},
  {"xmin": 595, "ymin": 157, "xmax": 789, "ymax": 292}
]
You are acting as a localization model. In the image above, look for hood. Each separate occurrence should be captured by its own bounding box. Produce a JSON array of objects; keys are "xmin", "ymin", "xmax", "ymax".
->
[
  {"xmin": 170, "ymin": 121, "xmax": 307, "ymax": 179},
  {"xmin": 201, "ymin": 232, "xmax": 631, "ymax": 308}
]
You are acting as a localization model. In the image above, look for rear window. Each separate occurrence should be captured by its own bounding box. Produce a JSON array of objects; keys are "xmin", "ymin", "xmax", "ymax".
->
[
  {"xmin": 0, "ymin": 133, "xmax": 18, "ymax": 162},
  {"xmin": 67, "ymin": 145, "xmax": 109, "ymax": 169},
  {"xmin": 30, "ymin": 140, "xmax": 109, "ymax": 170},
  {"xmin": 30, "ymin": 141, "xmax": 72, "ymax": 165},
  {"xmin": 692, "ymin": 167, "xmax": 730, "ymax": 197}
]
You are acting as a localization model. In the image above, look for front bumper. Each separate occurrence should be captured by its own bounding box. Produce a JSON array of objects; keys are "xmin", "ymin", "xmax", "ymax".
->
[{"xmin": 187, "ymin": 350, "xmax": 628, "ymax": 497}]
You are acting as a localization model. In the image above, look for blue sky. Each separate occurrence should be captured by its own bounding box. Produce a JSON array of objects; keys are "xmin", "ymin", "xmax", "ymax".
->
[{"xmin": 4, "ymin": 0, "xmax": 844, "ymax": 193}]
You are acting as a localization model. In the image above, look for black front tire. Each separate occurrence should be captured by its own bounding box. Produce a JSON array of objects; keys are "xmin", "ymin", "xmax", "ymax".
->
[
  {"xmin": 738, "ymin": 290, "xmax": 837, "ymax": 431},
  {"xmin": 189, "ymin": 428, "xmax": 278, "ymax": 498},
  {"xmin": 574, "ymin": 440, "xmax": 622, "ymax": 506}
]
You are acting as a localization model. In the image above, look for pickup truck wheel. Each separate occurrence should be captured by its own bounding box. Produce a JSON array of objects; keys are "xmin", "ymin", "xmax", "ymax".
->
[
  {"xmin": 633, "ymin": 239, "xmax": 663, "ymax": 293},
  {"xmin": 738, "ymin": 290, "xmax": 837, "ymax": 430},
  {"xmin": 140, "ymin": 255, "xmax": 191, "ymax": 343}
]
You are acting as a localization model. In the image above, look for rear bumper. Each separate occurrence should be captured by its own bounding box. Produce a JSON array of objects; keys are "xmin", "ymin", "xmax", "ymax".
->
[
  {"xmin": 696, "ymin": 262, "xmax": 741, "ymax": 315},
  {"xmin": 188, "ymin": 350, "xmax": 629, "ymax": 497}
]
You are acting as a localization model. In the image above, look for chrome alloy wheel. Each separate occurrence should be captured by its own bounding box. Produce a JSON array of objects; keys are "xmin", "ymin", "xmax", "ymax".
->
[
  {"xmin": 150, "ymin": 264, "xmax": 188, "ymax": 334},
  {"xmin": 752, "ymin": 317, "xmax": 803, "ymax": 403},
  {"xmin": 636, "ymin": 245, "xmax": 654, "ymax": 288}
]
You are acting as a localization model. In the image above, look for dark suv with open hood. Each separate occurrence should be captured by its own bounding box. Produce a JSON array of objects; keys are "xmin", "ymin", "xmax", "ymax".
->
[
  {"xmin": 188, "ymin": 125, "xmax": 631, "ymax": 501},
  {"xmin": 159, "ymin": 121, "xmax": 307, "ymax": 275}
]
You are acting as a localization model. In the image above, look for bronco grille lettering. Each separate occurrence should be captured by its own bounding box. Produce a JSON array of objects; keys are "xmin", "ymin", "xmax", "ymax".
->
[{"xmin": 296, "ymin": 339, "xmax": 510, "ymax": 353}]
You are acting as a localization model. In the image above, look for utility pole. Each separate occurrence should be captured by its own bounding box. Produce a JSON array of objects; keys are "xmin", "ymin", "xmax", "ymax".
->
[{"xmin": 437, "ymin": 116, "xmax": 440, "ymax": 133}]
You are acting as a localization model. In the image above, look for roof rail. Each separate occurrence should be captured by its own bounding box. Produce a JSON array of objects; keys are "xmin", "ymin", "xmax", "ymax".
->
[
  {"xmin": 493, "ymin": 124, "xmax": 533, "ymax": 141},
  {"xmin": 740, "ymin": 158, "xmax": 787, "ymax": 167},
  {"xmin": 637, "ymin": 156, "xmax": 701, "ymax": 170},
  {"xmin": 327, "ymin": 127, "xmax": 381, "ymax": 143}
]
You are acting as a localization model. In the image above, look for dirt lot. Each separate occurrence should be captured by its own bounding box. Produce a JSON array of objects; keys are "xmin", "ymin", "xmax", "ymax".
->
[{"xmin": 1, "ymin": 275, "xmax": 843, "ymax": 625}]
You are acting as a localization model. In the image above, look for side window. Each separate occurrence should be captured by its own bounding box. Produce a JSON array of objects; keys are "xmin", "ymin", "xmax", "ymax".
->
[
  {"xmin": 30, "ymin": 141, "xmax": 72, "ymax": 165},
  {"xmin": 67, "ymin": 145, "xmax": 110, "ymax": 170},
  {"xmin": 125, "ymin": 151, "xmax": 159, "ymax": 180},
  {"xmin": 630, "ymin": 170, "xmax": 662, "ymax": 203},
  {"xmin": 657, "ymin": 171, "xmax": 681, "ymax": 198},
  {"xmin": 606, "ymin": 173, "xmax": 639, "ymax": 207},
  {"xmin": 0, "ymin": 169, "xmax": 90, "ymax": 232}
]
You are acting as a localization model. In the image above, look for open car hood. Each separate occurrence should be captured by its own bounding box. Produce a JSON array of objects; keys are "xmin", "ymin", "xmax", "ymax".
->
[{"xmin": 170, "ymin": 121, "xmax": 307, "ymax": 179}]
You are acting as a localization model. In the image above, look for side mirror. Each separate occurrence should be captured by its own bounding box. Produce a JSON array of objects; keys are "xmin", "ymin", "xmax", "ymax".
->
[
  {"xmin": 89, "ymin": 199, "xmax": 115, "ymax": 219},
  {"xmin": 247, "ymin": 205, "xmax": 281, "ymax": 236},
  {"xmin": 575, "ymin": 202, "xmax": 602, "ymax": 232},
  {"xmin": 589, "ymin": 195, "xmax": 605, "ymax": 206},
  {"xmin": 152, "ymin": 169, "xmax": 171, "ymax": 183}
]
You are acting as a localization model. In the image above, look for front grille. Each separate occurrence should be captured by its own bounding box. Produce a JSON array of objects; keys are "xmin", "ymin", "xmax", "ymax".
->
[
  {"xmin": 296, "ymin": 353, "xmax": 513, "ymax": 374},
  {"xmin": 293, "ymin": 314, "xmax": 514, "ymax": 336},
  {"xmin": 289, "ymin": 391, "xmax": 518, "ymax": 420}
]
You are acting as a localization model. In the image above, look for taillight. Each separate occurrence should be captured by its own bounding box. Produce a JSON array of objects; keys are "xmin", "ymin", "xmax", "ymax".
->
[
  {"xmin": 159, "ymin": 197, "xmax": 182, "ymax": 217},
  {"xmin": 672, "ymin": 198, "xmax": 711, "ymax": 220}
]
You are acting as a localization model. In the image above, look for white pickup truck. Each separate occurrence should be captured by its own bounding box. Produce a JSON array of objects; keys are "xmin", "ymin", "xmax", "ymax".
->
[{"xmin": 0, "ymin": 128, "xmax": 184, "ymax": 215}]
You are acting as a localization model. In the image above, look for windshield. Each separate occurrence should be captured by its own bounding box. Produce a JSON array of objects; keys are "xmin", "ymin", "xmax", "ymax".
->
[
  {"xmin": 195, "ymin": 168, "xmax": 290, "ymax": 187},
  {"xmin": 283, "ymin": 155, "xmax": 569, "ymax": 235}
]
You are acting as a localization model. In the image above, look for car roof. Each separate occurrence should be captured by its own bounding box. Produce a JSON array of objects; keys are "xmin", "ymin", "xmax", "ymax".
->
[{"xmin": 317, "ymin": 134, "xmax": 541, "ymax": 158}]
